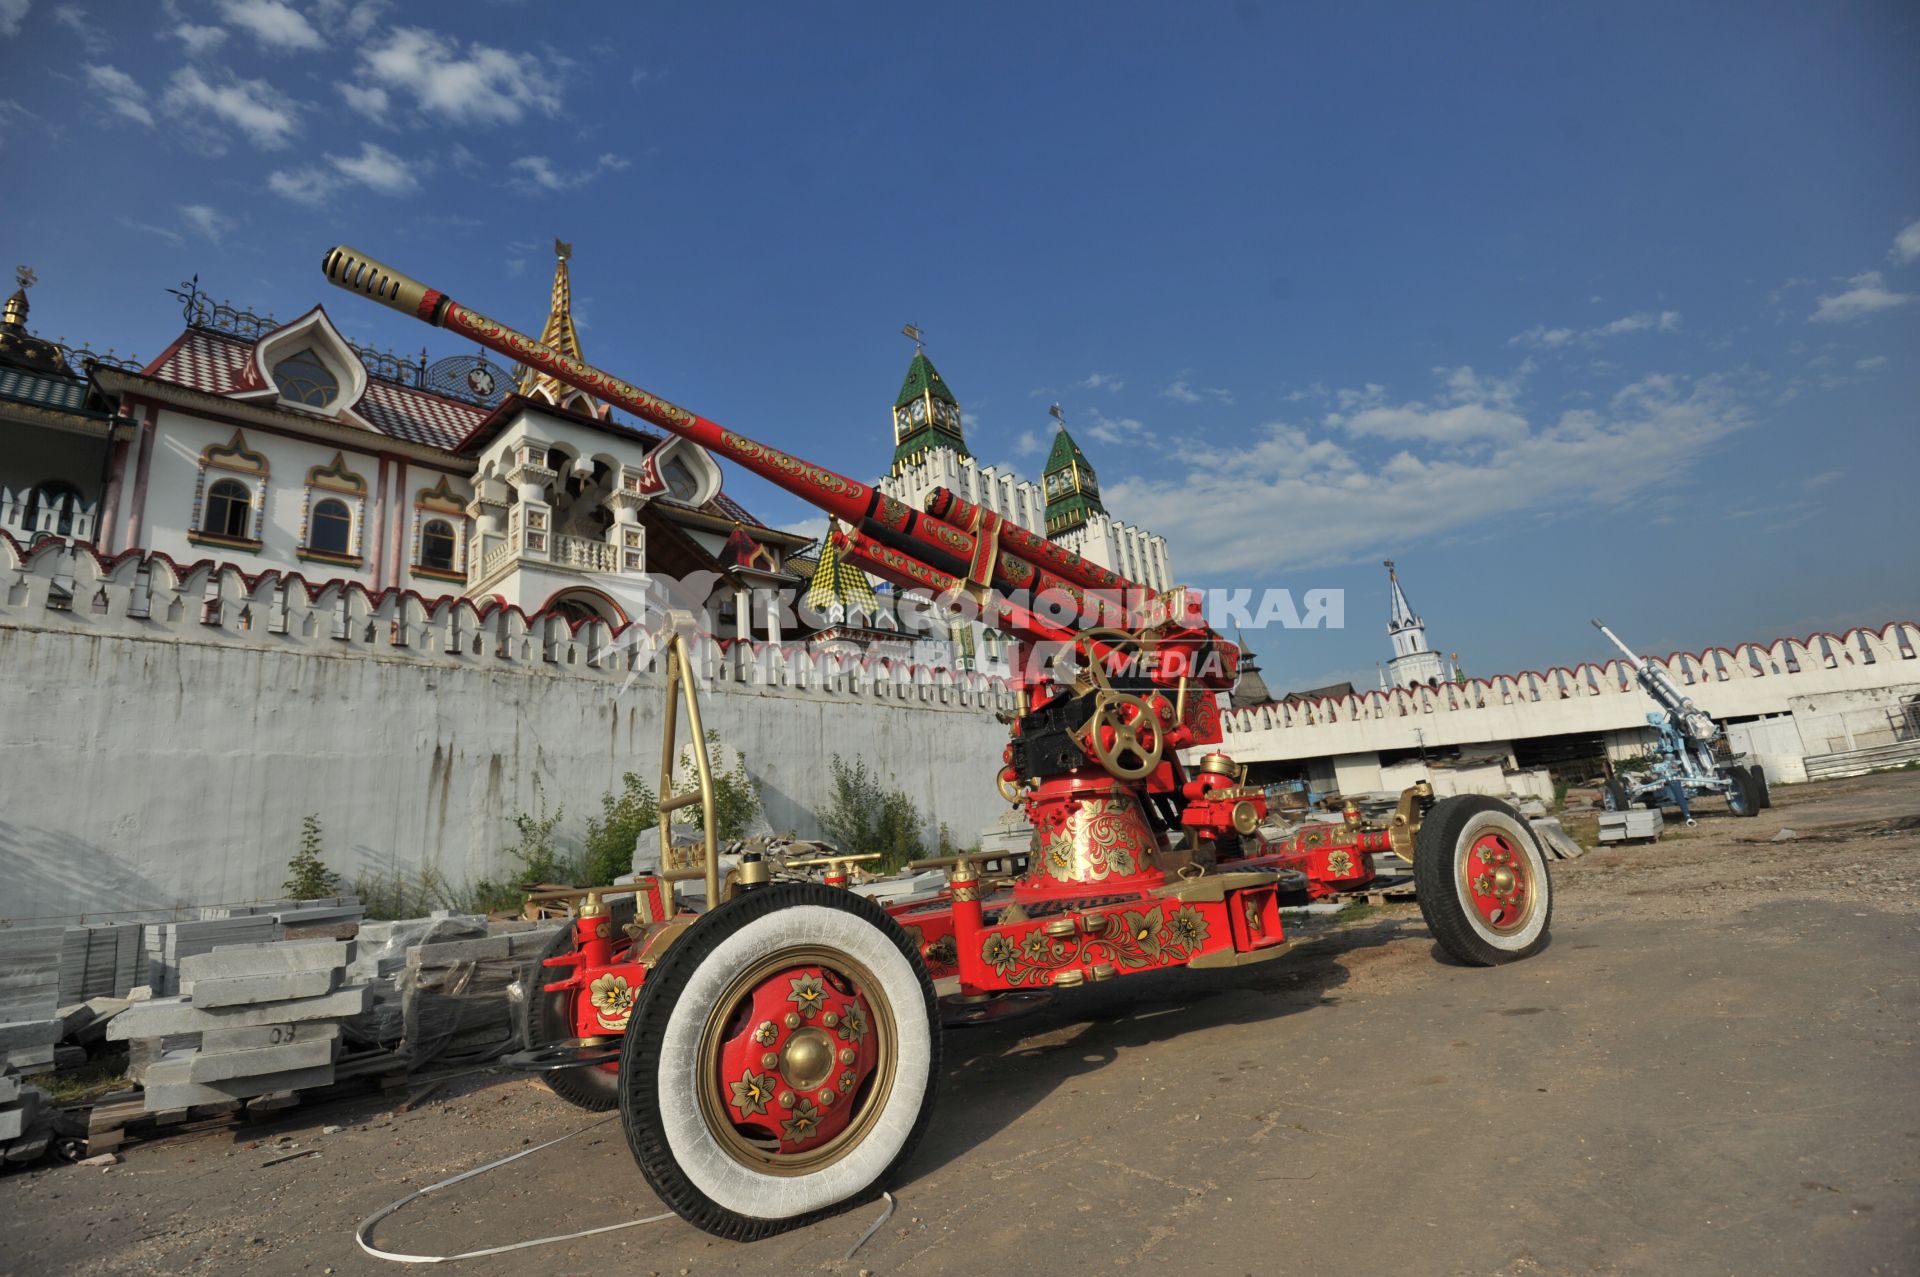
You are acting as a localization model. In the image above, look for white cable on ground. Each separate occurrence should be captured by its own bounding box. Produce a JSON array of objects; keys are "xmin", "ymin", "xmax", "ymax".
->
[
  {"xmin": 354, "ymin": 1116, "xmax": 676, "ymax": 1263},
  {"xmin": 845, "ymin": 1192, "xmax": 894, "ymax": 1261}
]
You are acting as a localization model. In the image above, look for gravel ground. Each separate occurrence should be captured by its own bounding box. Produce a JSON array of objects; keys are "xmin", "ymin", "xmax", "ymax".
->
[{"xmin": 3, "ymin": 770, "xmax": 1915, "ymax": 1276}]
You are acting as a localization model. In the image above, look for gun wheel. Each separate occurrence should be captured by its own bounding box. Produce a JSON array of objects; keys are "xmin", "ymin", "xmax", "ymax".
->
[
  {"xmin": 1414, "ymin": 796, "xmax": 1552, "ymax": 966},
  {"xmin": 619, "ymin": 883, "xmax": 939, "ymax": 1241}
]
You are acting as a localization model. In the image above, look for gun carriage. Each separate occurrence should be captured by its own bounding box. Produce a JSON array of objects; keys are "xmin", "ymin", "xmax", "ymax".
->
[
  {"xmin": 322, "ymin": 246, "xmax": 1555, "ymax": 1240},
  {"xmin": 1592, "ymin": 619, "xmax": 1770, "ymax": 821}
]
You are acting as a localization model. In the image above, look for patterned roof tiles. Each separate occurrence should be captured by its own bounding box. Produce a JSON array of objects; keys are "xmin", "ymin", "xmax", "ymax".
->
[
  {"xmin": 357, "ymin": 379, "xmax": 488, "ymax": 451},
  {"xmin": 147, "ymin": 329, "xmax": 253, "ymax": 395}
]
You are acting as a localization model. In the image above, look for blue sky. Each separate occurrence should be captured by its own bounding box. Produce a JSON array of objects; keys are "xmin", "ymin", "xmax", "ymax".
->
[{"xmin": 1, "ymin": 2, "xmax": 1915, "ymax": 690}]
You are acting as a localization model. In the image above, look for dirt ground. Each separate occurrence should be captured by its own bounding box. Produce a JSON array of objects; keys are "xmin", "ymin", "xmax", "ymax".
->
[{"xmin": 4, "ymin": 771, "xmax": 1916, "ymax": 1277}]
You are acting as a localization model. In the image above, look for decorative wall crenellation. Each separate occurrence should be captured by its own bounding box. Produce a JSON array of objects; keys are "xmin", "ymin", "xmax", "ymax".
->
[{"xmin": 0, "ymin": 531, "xmax": 1022, "ymax": 711}]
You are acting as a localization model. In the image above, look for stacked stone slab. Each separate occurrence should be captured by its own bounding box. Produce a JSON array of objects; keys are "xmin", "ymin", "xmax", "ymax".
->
[
  {"xmin": 58, "ymin": 924, "xmax": 143, "ymax": 1002},
  {"xmin": 0, "ymin": 1073, "xmax": 54, "ymax": 1162},
  {"xmin": 0, "ymin": 926, "xmax": 64, "ymax": 1072},
  {"xmin": 108, "ymin": 939, "xmax": 366, "ymax": 1112},
  {"xmin": 140, "ymin": 916, "xmax": 284, "ymax": 997}
]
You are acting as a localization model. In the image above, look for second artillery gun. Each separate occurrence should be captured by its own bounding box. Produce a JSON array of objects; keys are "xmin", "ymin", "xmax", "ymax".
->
[
  {"xmin": 1592, "ymin": 618, "xmax": 1770, "ymax": 821},
  {"xmin": 322, "ymin": 244, "xmax": 1558, "ymax": 1242}
]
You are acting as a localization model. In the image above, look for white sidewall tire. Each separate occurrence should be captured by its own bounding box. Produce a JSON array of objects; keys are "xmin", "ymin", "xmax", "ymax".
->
[
  {"xmin": 653, "ymin": 904, "xmax": 933, "ymax": 1220},
  {"xmin": 1452, "ymin": 808, "xmax": 1550, "ymax": 953}
]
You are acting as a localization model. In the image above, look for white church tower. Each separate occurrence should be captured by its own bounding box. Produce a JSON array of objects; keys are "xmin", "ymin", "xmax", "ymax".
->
[{"xmin": 1383, "ymin": 559, "xmax": 1447, "ymax": 688}]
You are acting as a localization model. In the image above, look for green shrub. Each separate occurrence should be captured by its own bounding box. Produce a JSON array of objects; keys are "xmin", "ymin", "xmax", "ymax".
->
[
  {"xmin": 820, "ymin": 755, "xmax": 927, "ymax": 874},
  {"xmin": 284, "ymin": 814, "xmax": 340, "ymax": 899},
  {"xmin": 676, "ymin": 730, "xmax": 762, "ymax": 842},
  {"xmin": 584, "ymin": 772, "xmax": 659, "ymax": 886}
]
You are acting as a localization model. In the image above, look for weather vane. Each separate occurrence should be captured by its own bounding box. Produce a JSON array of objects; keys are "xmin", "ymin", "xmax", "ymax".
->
[
  {"xmin": 901, "ymin": 323, "xmax": 923, "ymax": 350},
  {"xmin": 1049, "ymin": 402, "xmax": 1065, "ymax": 429},
  {"xmin": 15, "ymin": 266, "xmax": 36, "ymax": 291},
  {"xmin": 554, "ymin": 238, "xmax": 573, "ymax": 261}
]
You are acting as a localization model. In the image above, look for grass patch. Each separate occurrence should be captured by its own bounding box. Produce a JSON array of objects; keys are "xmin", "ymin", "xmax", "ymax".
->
[
  {"xmin": 28, "ymin": 1052, "xmax": 129, "ymax": 1103},
  {"xmin": 1332, "ymin": 900, "xmax": 1377, "ymax": 926}
]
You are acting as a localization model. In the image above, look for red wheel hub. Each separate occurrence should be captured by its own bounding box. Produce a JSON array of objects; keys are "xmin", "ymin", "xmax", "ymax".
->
[
  {"xmin": 712, "ymin": 963, "xmax": 882, "ymax": 1154},
  {"xmin": 1462, "ymin": 831, "xmax": 1533, "ymax": 933}
]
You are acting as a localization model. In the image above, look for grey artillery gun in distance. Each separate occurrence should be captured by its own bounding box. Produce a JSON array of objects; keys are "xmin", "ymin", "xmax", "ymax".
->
[{"xmin": 1591, "ymin": 619, "xmax": 1770, "ymax": 823}]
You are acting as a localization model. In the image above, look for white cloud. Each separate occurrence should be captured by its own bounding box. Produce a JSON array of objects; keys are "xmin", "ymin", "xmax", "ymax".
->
[
  {"xmin": 1161, "ymin": 378, "xmax": 1235, "ymax": 406},
  {"xmin": 269, "ymin": 141, "xmax": 420, "ymax": 204},
  {"xmin": 1803, "ymin": 469, "xmax": 1844, "ymax": 489},
  {"xmin": 119, "ymin": 216, "xmax": 183, "ymax": 248},
  {"xmin": 0, "ymin": 0, "xmax": 28, "ymax": 39},
  {"xmin": 508, "ymin": 152, "xmax": 628, "ymax": 193},
  {"xmin": 51, "ymin": 4, "xmax": 106, "ymax": 53},
  {"xmin": 1013, "ymin": 430, "xmax": 1042, "ymax": 456},
  {"xmin": 1511, "ymin": 310, "xmax": 1681, "ymax": 349},
  {"xmin": 1082, "ymin": 408, "xmax": 1150, "ymax": 447},
  {"xmin": 1891, "ymin": 219, "xmax": 1920, "ymax": 266},
  {"xmin": 1107, "ymin": 370, "xmax": 1747, "ymax": 574},
  {"xmin": 172, "ymin": 22, "xmax": 227, "ymax": 54},
  {"xmin": 312, "ymin": 0, "xmax": 384, "ymax": 38},
  {"xmin": 1080, "ymin": 372, "xmax": 1124, "ymax": 392},
  {"xmin": 353, "ymin": 27, "xmax": 563, "ymax": 125},
  {"xmin": 779, "ymin": 516, "xmax": 828, "ymax": 545},
  {"xmin": 179, "ymin": 203, "xmax": 236, "ymax": 242},
  {"xmin": 338, "ymin": 82, "xmax": 389, "ymax": 122},
  {"xmin": 1811, "ymin": 271, "xmax": 1914, "ymax": 322},
  {"xmin": 1320, "ymin": 365, "xmax": 1532, "ymax": 445},
  {"xmin": 218, "ymin": 0, "xmax": 321, "ymax": 50},
  {"xmin": 161, "ymin": 66, "xmax": 300, "ymax": 151},
  {"xmin": 1855, "ymin": 355, "xmax": 1888, "ymax": 371},
  {"xmin": 84, "ymin": 64, "xmax": 151, "ymax": 127}
]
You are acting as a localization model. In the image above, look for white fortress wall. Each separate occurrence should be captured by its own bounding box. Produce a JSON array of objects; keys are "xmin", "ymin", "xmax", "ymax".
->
[
  {"xmin": 0, "ymin": 537, "xmax": 1014, "ymax": 923},
  {"xmin": 1210, "ymin": 623, "xmax": 1920, "ymax": 785}
]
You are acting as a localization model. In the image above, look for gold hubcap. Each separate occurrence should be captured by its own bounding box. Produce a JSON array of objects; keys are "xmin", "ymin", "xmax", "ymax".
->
[{"xmin": 780, "ymin": 1027, "xmax": 836, "ymax": 1091}]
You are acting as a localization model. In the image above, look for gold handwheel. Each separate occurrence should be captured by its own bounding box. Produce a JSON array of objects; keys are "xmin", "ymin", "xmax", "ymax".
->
[{"xmin": 1088, "ymin": 690, "xmax": 1165, "ymax": 782}]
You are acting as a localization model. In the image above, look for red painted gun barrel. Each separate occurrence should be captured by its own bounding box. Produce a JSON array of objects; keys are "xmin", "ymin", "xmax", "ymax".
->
[
  {"xmin": 318, "ymin": 244, "xmax": 1133, "ymax": 624},
  {"xmin": 923, "ymin": 486, "xmax": 1147, "ymax": 599}
]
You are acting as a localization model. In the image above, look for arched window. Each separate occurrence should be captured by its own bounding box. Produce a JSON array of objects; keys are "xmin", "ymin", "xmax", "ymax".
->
[
  {"xmin": 24, "ymin": 481, "xmax": 83, "ymax": 537},
  {"xmin": 420, "ymin": 519, "xmax": 456, "ymax": 571},
  {"xmin": 308, "ymin": 498, "xmax": 352, "ymax": 555},
  {"xmin": 272, "ymin": 348, "xmax": 340, "ymax": 408},
  {"xmin": 204, "ymin": 479, "xmax": 252, "ymax": 539},
  {"xmin": 662, "ymin": 457, "xmax": 698, "ymax": 502}
]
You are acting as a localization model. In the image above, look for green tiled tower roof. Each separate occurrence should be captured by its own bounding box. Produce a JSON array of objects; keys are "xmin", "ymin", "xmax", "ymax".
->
[
  {"xmin": 890, "ymin": 349, "xmax": 970, "ymax": 471},
  {"xmin": 1043, "ymin": 424, "xmax": 1106, "ymax": 535}
]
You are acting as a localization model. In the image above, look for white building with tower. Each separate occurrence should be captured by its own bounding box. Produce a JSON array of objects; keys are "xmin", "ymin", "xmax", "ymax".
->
[{"xmin": 1383, "ymin": 559, "xmax": 1450, "ymax": 689}]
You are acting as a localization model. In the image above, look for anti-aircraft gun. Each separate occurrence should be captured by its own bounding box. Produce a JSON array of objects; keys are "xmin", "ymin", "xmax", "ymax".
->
[
  {"xmin": 1592, "ymin": 619, "xmax": 1769, "ymax": 821},
  {"xmin": 322, "ymin": 245, "xmax": 1557, "ymax": 1241}
]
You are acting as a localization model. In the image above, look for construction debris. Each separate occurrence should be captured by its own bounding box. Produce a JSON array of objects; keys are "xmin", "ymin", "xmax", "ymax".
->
[
  {"xmin": 1599, "ymin": 808, "xmax": 1666, "ymax": 844},
  {"xmin": 1529, "ymin": 817, "xmax": 1588, "ymax": 860}
]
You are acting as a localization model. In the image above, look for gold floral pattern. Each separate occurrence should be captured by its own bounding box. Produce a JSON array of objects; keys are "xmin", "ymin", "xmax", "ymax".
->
[
  {"xmin": 978, "ymin": 900, "xmax": 1216, "ymax": 987},
  {"xmin": 752, "ymin": 1020, "xmax": 778, "ymax": 1046},
  {"xmin": 588, "ymin": 973, "xmax": 635, "ymax": 1029},
  {"xmin": 925, "ymin": 932, "xmax": 958, "ymax": 972},
  {"xmin": 1166, "ymin": 906, "xmax": 1208, "ymax": 951},
  {"xmin": 780, "ymin": 1098, "xmax": 823, "ymax": 1144},
  {"xmin": 730, "ymin": 1069, "xmax": 776, "ymax": 1119},
  {"xmin": 788, "ymin": 973, "xmax": 827, "ymax": 1019},
  {"xmin": 1327, "ymin": 848, "xmax": 1354, "ymax": 877},
  {"xmin": 1039, "ymin": 798, "xmax": 1151, "ymax": 883},
  {"xmin": 981, "ymin": 932, "xmax": 1018, "ymax": 976},
  {"xmin": 834, "ymin": 1004, "xmax": 868, "ymax": 1044}
]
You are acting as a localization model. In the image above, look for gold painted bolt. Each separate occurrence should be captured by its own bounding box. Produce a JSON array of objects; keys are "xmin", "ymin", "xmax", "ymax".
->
[
  {"xmin": 784, "ymin": 1012, "xmax": 801, "ymax": 1029},
  {"xmin": 818, "ymin": 1088, "xmax": 836, "ymax": 1107},
  {"xmin": 777, "ymin": 1091, "xmax": 795, "ymax": 1108},
  {"xmin": 839, "ymin": 1047, "xmax": 855, "ymax": 1064},
  {"xmin": 761, "ymin": 1052, "xmax": 778, "ymax": 1071},
  {"xmin": 823, "ymin": 1012, "xmax": 840, "ymax": 1028}
]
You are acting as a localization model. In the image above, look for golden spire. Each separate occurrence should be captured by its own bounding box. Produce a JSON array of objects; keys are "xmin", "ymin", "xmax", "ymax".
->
[{"xmin": 518, "ymin": 238, "xmax": 606, "ymax": 418}]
